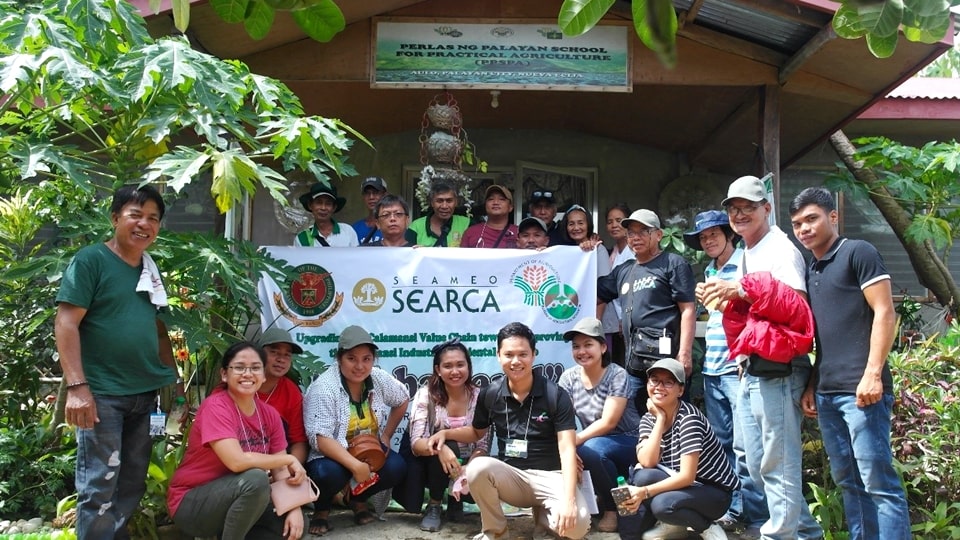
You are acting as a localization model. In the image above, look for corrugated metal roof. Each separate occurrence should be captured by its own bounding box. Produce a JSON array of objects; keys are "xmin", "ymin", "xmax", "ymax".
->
[
  {"xmin": 887, "ymin": 77, "xmax": 960, "ymax": 100},
  {"xmin": 672, "ymin": 0, "xmax": 828, "ymax": 54}
]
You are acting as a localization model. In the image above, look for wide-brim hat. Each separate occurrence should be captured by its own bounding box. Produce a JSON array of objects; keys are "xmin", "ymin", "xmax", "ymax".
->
[
  {"xmin": 683, "ymin": 210, "xmax": 733, "ymax": 251},
  {"xmin": 621, "ymin": 209, "xmax": 661, "ymax": 229},
  {"xmin": 299, "ymin": 182, "xmax": 346, "ymax": 213},
  {"xmin": 258, "ymin": 327, "xmax": 303, "ymax": 354}
]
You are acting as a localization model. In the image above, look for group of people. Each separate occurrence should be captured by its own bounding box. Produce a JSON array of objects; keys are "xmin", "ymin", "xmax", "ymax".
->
[
  {"xmin": 292, "ymin": 176, "xmax": 623, "ymax": 252},
  {"xmin": 55, "ymin": 177, "xmax": 909, "ymax": 540}
]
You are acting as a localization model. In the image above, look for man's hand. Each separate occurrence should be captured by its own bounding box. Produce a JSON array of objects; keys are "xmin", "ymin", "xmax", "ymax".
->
[
  {"xmin": 801, "ymin": 387, "xmax": 817, "ymax": 418},
  {"xmin": 701, "ymin": 279, "xmax": 743, "ymax": 308},
  {"xmin": 855, "ymin": 373, "xmax": 883, "ymax": 408},
  {"xmin": 676, "ymin": 350, "xmax": 693, "ymax": 377},
  {"xmin": 555, "ymin": 497, "xmax": 579, "ymax": 538},
  {"xmin": 65, "ymin": 385, "xmax": 99, "ymax": 429}
]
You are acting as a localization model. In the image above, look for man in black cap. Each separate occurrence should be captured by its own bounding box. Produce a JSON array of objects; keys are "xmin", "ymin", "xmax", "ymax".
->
[
  {"xmin": 527, "ymin": 190, "xmax": 565, "ymax": 246},
  {"xmin": 516, "ymin": 217, "xmax": 550, "ymax": 250},
  {"xmin": 353, "ymin": 176, "xmax": 388, "ymax": 245},
  {"xmin": 295, "ymin": 182, "xmax": 359, "ymax": 247}
]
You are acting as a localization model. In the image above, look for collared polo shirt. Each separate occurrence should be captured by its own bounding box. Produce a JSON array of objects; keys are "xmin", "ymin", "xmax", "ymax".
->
[{"xmin": 472, "ymin": 374, "xmax": 576, "ymax": 471}]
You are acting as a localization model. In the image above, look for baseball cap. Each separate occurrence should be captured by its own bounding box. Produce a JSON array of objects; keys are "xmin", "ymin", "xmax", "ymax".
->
[
  {"xmin": 683, "ymin": 210, "xmax": 732, "ymax": 251},
  {"xmin": 529, "ymin": 190, "xmax": 556, "ymax": 205},
  {"xmin": 646, "ymin": 358, "xmax": 685, "ymax": 385},
  {"xmin": 338, "ymin": 325, "xmax": 378, "ymax": 351},
  {"xmin": 485, "ymin": 184, "xmax": 513, "ymax": 202},
  {"xmin": 563, "ymin": 317, "xmax": 603, "ymax": 341},
  {"xmin": 621, "ymin": 209, "xmax": 661, "ymax": 229},
  {"xmin": 518, "ymin": 216, "xmax": 548, "ymax": 233},
  {"xmin": 361, "ymin": 177, "xmax": 388, "ymax": 193},
  {"xmin": 258, "ymin": 327, "xmax": 303, "ymax": 354},
  {"xmin": 722, "ymin": 175, "xmax": 767, "ymax": 206}
]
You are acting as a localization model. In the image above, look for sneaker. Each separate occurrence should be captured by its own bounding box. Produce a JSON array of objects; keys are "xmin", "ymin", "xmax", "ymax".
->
[
  {"xmin": 700, "ymin": 523, "xmax": 728, "ymax": 540},
  {"xmin": 446, "ymin": 498, "xmax": 464, "ymax": 522},
  {"xmin": 420, "ymin": 503, "xmax": 443, "ymax": 532},
  {"xmin": 715, "ymin": 514, "xmax": 738, "ymax": 532},
  {"xmin": 642, "ymin": 521, "xmax": 689, "ymax": 540},
  {"xmin": 740, "ymin": 526, "xmax": 761, "ymax": 540}
]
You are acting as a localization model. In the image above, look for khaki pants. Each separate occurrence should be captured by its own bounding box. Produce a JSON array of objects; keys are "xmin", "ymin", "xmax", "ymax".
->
[{"xmin": 466, "ymin": 456, "xmax": 591, "ymax": 539}]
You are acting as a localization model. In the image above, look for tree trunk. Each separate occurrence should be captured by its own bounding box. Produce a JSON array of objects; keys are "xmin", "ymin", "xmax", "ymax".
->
[{"xmin": 829, "ymin": 130, "xmax": 959, "ymax": 315}]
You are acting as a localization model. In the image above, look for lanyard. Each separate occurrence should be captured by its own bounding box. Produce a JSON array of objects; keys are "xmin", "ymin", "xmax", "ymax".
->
[{"xmin": 504, "ymin": 392, "xmax": 535, "ymax": 441}]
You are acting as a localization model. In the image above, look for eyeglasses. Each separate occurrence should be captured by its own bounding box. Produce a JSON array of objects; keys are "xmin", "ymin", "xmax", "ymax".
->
[
  {"xmin": 725, "ymin": 203, "xmax": 763, "ymax": 217},
  {"xmin": 531, "ymin": 191, "xmax": 553, "ymax": 199},
  {"xmin": 647, "ymin": 378, "xmax": 677, "ymax": 389},
  {"xmin": 227, "ymin": 365, "xmax": 263, "ymax": 374},
  {"xmin": 377, "ymin": 211, "xmax": 407, "ymax": 220},
  {"xmin": 626, "ymin": 227, "xmax": 656, "ymax": 238}
]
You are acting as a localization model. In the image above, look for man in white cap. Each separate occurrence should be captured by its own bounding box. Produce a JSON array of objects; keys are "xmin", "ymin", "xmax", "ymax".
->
[
  {"xmin": 700, "ymin": 175, "xmax": 823, "ymax": 540},
  {"xmin": 353, "ymin": 176, "xmax": 388, "ymax": 245},
  {"xmin": 597, "ymin": 209, "xmax": 696, "ymax": 412},
  {"xmin": 462, "ymin": 185, "xmax": 518, "ymax": 248}
]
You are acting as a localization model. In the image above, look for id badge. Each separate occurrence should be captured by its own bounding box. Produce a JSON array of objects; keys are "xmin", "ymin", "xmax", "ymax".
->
[
  {"xmin": 504, "ymin": 438, "xmax": 528, "ymax": 458},
  {"xmin": 658, "ymin": 336, "xmax": 671, "ymax": 355},
  {"xmin": 149, "ymin": 412, "xmax": 166, "ymax": 437}
]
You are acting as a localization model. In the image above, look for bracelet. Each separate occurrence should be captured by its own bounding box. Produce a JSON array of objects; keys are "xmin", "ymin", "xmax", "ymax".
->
[{"xmin": 67, "ymin": 381, "xmax": 88, "ymax": 388}]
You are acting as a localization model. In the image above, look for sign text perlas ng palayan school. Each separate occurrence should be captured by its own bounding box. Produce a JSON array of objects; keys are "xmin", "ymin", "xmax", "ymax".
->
[
  {"xmin": 372, "ymin": 19, "xmax": 631, "ymax": 91},
  {"xmin": 258, "ymin": 246, "xmax": 598, "ymax": 399}
]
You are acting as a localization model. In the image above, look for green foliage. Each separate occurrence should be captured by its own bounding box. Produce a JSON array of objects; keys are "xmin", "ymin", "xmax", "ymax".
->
[
  {"xmin": 832, "ymin": 0, "xmax": 958, "ymax": 58},
  {"xmin": 127, "ymin": 436, "xmax": 186, "ymax": 539},
  {"xmin": 889, "ymin": 329, "xmax": 960, "ymax": 531},
  {"xmin": 202, "ymin": 0, "xmax": 345, "ymax": 43},
  {"xmin": 558, "ymin": 0, "xmax": 677, "ymax": 68},
  {"xmin": 807, "ymin": 482, "xmax": 850, "ymax": 540},
  {"xmin": 921, "ymin": 43, "xmax": 960, "ymax": 77},
  {"xmin": 825, "ymin": 137, "xmax": 960, "ymax": 255},
  {"xmin": 0, "ymin": 418, "xmax": 76, "ymax": 520},
  {"xmin": 0, "ymin": 0, "xmax": 366, "ymax": 214}
]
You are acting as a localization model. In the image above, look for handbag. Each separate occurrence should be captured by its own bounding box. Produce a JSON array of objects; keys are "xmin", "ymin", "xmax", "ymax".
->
[
  {"xmin": 746, "ymin": 353, "xmax": 793, "ymax": 378},
  {"xmin": 626, "ymin": 327, "xmax": 670, "ymax": 376},
  {"xmin": 348, "ymin": 433, "xmax": 387, "ymax": 471},
  {"xmin": 269, "ymin": 466, "xmax": 320, "ymax": 515}
]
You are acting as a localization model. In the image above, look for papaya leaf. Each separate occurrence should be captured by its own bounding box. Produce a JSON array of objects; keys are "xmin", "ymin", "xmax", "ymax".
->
[
  {"xmin": 901, "ymin": 10, "xmax": 950, "ymax": 43},
  {"xmin": 832, "ymin": 3, "xmax": 869, "ymax": 39},
  {"xmin": 558, "ymin": 0, "xmax": 615, "ymax": 37},
  {"xmin": 853, "ymin": 0, "xmax": 905, "ymax": 37}
]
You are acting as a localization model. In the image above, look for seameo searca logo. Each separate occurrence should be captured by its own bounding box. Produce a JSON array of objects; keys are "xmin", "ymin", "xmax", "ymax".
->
[
  {"xmin": 273, "ymin": 263, "xmax": 343, "ymax": 327},
  {"xmin": 510, "ymin": 259, "xmax": 580, "ymax": 323}
]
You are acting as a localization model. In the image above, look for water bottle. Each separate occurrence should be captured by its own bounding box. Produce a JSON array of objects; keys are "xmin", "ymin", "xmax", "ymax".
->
[
  {"xmin": 703, "ymin": 266, "xmax": 720, "ymax": 311},
  {"xmin": 611, "ymin": 476, "xmax": 636, "ymax": 516}
]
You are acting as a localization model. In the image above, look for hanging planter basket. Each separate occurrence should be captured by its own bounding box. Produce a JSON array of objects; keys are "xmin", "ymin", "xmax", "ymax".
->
[
  {"xmin": 426, "ymin": 131, "xmax": 462, "ymax": 164},
  {"xmin": 426, "ymin": 104, "xmax": 462, "ymax": 130}
]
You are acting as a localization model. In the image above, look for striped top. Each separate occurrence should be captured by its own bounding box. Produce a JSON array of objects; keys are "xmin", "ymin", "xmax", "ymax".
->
[
  {"xmin": 702, "ymin": 248, "xmax": 743, "ymax": 376},
  {"xmin": 637, "ymin": 401, "xmax": 740, "ymax": 491},
  {"xmin": 558, "ymin": 363, "xmax": 640, "ymax": 436}
]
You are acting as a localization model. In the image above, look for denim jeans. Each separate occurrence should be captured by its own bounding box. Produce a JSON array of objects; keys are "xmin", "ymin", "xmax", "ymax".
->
[
  {"xmin": 305, "ymin": 448, "xmax": 406, "ymax": 511},
  {"xmin": 738, "ymin": 368, "xmax": 823, "ymax": 540},
  {"xmin": 618, "ymin": 467, "xmax": 732, "ymax": 539},
  {"xmin": 75, "ymin": 391, "xmax": 156, "ymax": 540},
  {"xmin": 577, "ymin": 433, "xmax": 637, "ymax": 512},
  {"xmin": 703, "ymin": 373, "xmax": 767, "ymax": 526},
  {"xmin": 173, "ymin": 469, "xmax": 285, "ymax": 539},
  {"xmin": 626, "ymin": 374, "xmax": 649, "ymax": 415},
  {"xmin": 816, "ymin": 393, "xmax": 910, "ymax": 540}
]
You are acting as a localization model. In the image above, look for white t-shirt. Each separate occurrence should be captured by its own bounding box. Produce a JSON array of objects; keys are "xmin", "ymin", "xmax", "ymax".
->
[{"xmin": 743, "ymin": 226, "xmax": 805, "ymax": 292}]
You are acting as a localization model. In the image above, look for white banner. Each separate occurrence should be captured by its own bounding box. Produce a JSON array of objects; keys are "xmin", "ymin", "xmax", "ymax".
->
[{"xmin": 257, "ymin": 246, "xmax": 598, "ymax": 399}]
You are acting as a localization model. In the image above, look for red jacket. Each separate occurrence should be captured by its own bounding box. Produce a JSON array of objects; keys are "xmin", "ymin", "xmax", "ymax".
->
[{"xmin": 722, "ymin": 271, "xmax": 814, "ymax": 363}]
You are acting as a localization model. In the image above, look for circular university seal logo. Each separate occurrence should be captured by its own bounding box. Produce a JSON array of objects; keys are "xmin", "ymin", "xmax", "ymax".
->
[
  {"xmin": 285, "ymin": 264, "xmax": 336, "ymax": 317},
  {"xmin": 352, "ymin": 278, "xmax": 387, "ymax": 313}
]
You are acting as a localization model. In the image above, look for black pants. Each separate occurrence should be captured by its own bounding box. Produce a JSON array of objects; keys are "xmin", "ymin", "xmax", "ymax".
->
[{"xmin": 618, "ymin": 467, "xmax": 731, "ymax": 540}]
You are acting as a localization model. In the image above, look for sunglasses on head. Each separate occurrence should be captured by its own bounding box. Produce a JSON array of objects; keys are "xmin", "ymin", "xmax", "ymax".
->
[{"xmin": 532, "ymin": 191, "xmax": 553, "ymax": 199}]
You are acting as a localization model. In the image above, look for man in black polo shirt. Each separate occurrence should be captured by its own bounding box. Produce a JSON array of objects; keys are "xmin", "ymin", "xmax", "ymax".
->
[
  {"xmin": 789, "ymin": 187, "xmax": 909, "ymax": 539},
  {"xmin": 426, "ymin": 322, "xmax": 590, "ymax": 540}
]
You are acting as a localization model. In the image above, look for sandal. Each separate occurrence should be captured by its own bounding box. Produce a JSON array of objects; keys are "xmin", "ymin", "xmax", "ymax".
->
[
  {"xmin": 350, "ymin": 501, "xmax": 376, "ymax": 526},
  {"xmin": 308, "ymin": 515, "xmax": 333, "ymax": 536}
]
